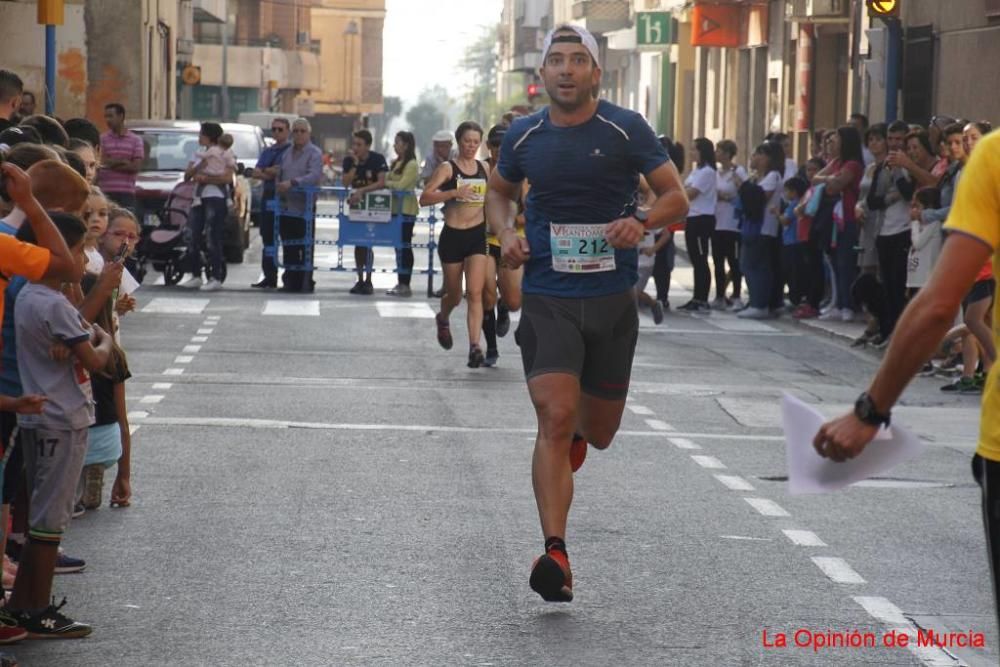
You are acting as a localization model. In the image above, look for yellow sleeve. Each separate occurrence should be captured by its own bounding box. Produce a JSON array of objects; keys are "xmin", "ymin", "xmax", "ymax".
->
[
  {"xmin": 944, "ymin": 133, "xmax": 1000, "ymax": 251},
  {"xmin": 0, "ymin": 235, "xmax": 52, "ymax": 282}
]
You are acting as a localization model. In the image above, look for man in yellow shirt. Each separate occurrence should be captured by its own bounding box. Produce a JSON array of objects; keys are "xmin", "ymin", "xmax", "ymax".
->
[{"xmin": 815, "ymin": 129, "xmax": 1000, "ymax": 624}]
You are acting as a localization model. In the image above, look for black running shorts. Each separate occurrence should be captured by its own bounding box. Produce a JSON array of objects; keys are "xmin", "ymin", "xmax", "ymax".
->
[
  {"xmin": 515, "ymin": 291, "xmax": 639, "ymax": 400},
  {"xmin": 438, "ymin": 222, "xmax": 488, "ymax": 264},
  {"xmin": 964, "ymin": 279, "xmax": 996, "ymax": 308}
]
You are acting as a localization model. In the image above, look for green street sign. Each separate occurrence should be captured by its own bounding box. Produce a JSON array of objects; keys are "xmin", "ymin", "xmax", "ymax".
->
[{"xmin": 637, "ymin": 12, "xmax": 673, "ymax": 48}]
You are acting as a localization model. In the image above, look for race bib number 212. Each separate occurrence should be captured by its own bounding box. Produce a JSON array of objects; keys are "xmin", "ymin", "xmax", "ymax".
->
[{"xmin": 549, "ymin": 223, "xmax": 616, "ymax": 273}]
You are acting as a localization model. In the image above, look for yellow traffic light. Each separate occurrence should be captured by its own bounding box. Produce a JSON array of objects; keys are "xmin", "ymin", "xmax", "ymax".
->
[{"xmin": 867, "ymin": 0, "xmax": 899, "ymax": 19}]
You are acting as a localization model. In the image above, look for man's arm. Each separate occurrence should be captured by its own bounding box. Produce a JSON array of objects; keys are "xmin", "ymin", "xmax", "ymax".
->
[
  {"xmin": 642, "ymin": 161, "xmax": 690, "ymax": 231},
  {"xmin": 354, "ymin": 171, "xmax": 387, "ymax": 196},
  {"xmin": 485, "ymin": 170, "xmax": 520, "ymax": 237},
  {"xmin": 814, "ymin": 232, "xmax": 989, "ymax": 460}
]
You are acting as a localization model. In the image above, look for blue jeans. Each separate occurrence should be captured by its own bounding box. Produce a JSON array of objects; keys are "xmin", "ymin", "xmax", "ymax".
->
[
  {"xmin": 741, "ymin": 235, "xmax": 776, "ymax": 310},
  {"xmin": 189, "ymin": 197, "xmax": 226, "ymax": 280}
]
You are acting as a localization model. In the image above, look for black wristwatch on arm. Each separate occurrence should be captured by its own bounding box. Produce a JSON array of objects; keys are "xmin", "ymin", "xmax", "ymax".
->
[
  {"xmin": 854, "ymin": 392, "xmax": 891, "ymax": 427},
  {"xmin": 633, "ymin": 209, "xmax": 650, "ymax": 229}
]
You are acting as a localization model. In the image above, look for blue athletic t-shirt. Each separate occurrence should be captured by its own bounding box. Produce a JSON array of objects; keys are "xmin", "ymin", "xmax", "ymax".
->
[{"xmin": 497, "ymin": 100, "xmax": 670, "ymax": 298}]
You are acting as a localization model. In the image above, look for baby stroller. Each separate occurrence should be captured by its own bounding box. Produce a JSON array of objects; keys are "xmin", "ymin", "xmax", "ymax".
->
[{"xmin": 135, "ymin": 180, "xmax": 227, "ymax": 285}]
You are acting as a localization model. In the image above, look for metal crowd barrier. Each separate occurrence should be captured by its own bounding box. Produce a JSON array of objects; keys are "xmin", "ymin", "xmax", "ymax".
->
[{"xmin": 266, "ymin": 187, "xmax": 440, "ymax": 297}]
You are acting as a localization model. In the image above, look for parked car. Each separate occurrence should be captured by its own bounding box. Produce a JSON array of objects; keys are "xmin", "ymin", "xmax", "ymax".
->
[{"xmin": 128, "ymin": 120, "xmax": 265, "ymax": 263}]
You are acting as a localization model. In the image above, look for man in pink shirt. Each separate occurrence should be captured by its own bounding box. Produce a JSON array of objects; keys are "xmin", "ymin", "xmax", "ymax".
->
[{"xmin": 97, "ymin": 103, "xmax": 145, "ymax": 214}]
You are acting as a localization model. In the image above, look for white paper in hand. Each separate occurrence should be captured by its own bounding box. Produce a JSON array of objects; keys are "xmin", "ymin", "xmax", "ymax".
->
[
  {"xmin": 782, "ymin": 393, "xmax": 925, "ymax": 495},
  {"xmin": 119, "ymin": 269, "xmax": 140, "ymax": 295}
]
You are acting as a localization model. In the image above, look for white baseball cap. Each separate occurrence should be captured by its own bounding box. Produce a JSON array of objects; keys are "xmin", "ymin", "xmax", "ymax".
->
[
  {"xmin": 541, "ymin": 24, "xmax": 600, "ymax": 67},
  {"xmin": 432, "ymin": 130, "xmax": 453, "ymax": 143}
]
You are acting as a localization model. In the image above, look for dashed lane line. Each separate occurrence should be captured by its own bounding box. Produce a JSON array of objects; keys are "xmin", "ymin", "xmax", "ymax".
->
[
  {"xmin": 183, "ymin": 345, "xmax": 202, "ymax": 353},
  {"xmin": 152, "ymin": 383, "xmax": 173, "ymax": 390},
  {"xmin": 782, "ymin": 529, "xmax": 827, "ymax": 547},
  {"xmin": 627, "ymin": 405, "xmax": 655, "ymax": 416},
  {"xmin": 713, "ymin": 474, "xmax": 755, "ymax": 491},
  {"xmin": 691, "ymin": 454, "xmax": 726, "ymax": 469},
  {"xmin": 667, "ymin": 436, "xmax": 701, "ymax": 450},
  {"xmin": 644, "ymin": 418, "xmax": 675, "ymax": 431},
  {"xmin": 139, "ymin": 395, "xmax": 164, "ymax": 405},
  {"xmin": 743, "ymin": 497, "xmax": 790, "ymax": 517},
  {"xmin": 812, "ymin": 557, "xmax": 866, "ymax": 584},
  {"xmin": 162, "ymin": 368, "xmax": 184, "ymax": 376},
  {"xmin": 854, "ymin": 596, "xmax": 965, "ymax": 666}
]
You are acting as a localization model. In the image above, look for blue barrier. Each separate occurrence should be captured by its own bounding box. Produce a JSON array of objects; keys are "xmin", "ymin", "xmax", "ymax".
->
[{"xmin": 266, "ymin": 186, "xmax": 439, "ymax": 297}]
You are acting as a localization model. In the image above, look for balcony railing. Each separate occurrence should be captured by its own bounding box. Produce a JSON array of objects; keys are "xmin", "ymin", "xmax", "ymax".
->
[{"xmin": 571, "ymin": 0, "xmax": 630, "ymax": 34}]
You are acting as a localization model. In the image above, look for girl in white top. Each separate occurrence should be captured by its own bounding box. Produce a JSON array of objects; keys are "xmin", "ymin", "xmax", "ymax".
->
[
  {"xmin": 713, "ymin": 140, "xmax": 747, "ymax": 308},
  {"xmin": 679, "ymin": 138, "xmax": 719, "ymax": 311}
]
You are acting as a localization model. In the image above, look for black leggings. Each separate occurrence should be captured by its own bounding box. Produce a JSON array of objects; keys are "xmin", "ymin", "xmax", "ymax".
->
[
  {"xmin": 653, "ymin": 234, "xmax": 676, "ymax": 303},
  {"xmin": 711, "ymin": 229, "xmax": 741, "ymax": 300},
  {"xmin": 876, "ymin": 231, "xmax": 912, "ymax": 337},
  {"xmin": 972, "ymin": 454, "xmax": 1000, "ymax": 631},
  {"xmin": 397, "ymin": 216, "xmax": 416, "ymax": 286},
  {"xmin": 685, "ymin": 215, "xmax": 715, "ymax": 302}
]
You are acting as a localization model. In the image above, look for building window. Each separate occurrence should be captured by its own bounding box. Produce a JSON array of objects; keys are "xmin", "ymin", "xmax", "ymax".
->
[{"xmin": 902, "ymin": 25, "xmax": 934, "ymax": 125}]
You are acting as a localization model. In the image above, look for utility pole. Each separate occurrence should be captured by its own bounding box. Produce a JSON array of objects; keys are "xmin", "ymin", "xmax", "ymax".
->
[{"xmin": 38, "ymin": 0, "xmax": 64, "ymax": 115}]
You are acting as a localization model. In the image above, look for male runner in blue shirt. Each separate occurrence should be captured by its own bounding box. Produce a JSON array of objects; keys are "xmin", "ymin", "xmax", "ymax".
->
[{"xmin": 486, "ymin": 24, "xmax": 689, "ymax": 602}]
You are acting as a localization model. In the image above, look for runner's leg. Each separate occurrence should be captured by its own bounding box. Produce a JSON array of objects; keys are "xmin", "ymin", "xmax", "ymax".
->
[
  {"xmin": 528, "ymin": 373, "xmax": 582, "ymax": 540},
  {"xmin": 439, "ymin": 262, "xmax": 464, "ymax": 320},
  {"xmin": 464, "ymin": 254, "xmax": 487, "ymax": 348},
  {"xmin": 499, "ymin": 264, "xmax": 524, "ymax": 312},
  {"xmin": 576, "ymin": 394, "xmax": 627, "ymax": 450}
]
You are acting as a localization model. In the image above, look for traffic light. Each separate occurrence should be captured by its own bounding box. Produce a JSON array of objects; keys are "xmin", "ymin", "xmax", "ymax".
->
[
  {"xmin": 867, "ymin": 0, "xmax": 899, "ymax": 19},
  {"xmin": 527, "ymin": 82, "xmax": 541, "ymax": 101}
]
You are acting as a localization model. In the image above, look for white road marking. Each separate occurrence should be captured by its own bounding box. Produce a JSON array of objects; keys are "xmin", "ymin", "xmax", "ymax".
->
[
  {"xmin": 163, "ymin": 368, "xmax": 184, "ymax": 375},
  {"xmin": 851, "ymin": 479, "xmax": 953, "ymax": 490},
  {"xmin": 743, "ymin": 497, "xmax": 790, "ymax": 517},
  {"xmin": 720, "ymin": 535, "xmax": 771, "ymax": 542},
  {"xmin": 627, "ymin": 404, "xmax": 654, "ymax": 416},
  {"xmin": 646, "ymin": 328, "xmax": 799, "ymax": 337},
  {"xmin": 707, "ymin": 317, "xmax": 778, "ymax": 333},
  {"xmin": 812, "ymin": 557, "xmax": 865, "ymax": 584},
  {"xmin": 667, "ymin": 437, "xmax": 701, "ymax": 450},
  {"xmin": 691, "ymin": 455, "xmax": 725, "ymax": 469},
  {"xmin": 854, "ymin": 597, "xmax": 964, "ymax": 666},
  {"xmin": 191, "ymin": 336, "xmax": 208, "ymax": 343},
  {"xmin": 103, "ymin": 416, "xmax": 789, "ymax": 441},
  {"xmin": 127, "ymin": 411, "xmax": 148, "ymax": 421},
  {"xmin": 713, "ymin": 474, "xmax": 755, "ymax": 491},
  {"xmin": 129, "ymin": 425, "xmax": 140, "ymax": 435},
  {"xmin": 263, "ymin": 300, "xmax": 321, "ymax": 316},
  {"xmin": 205, "ymin": 315, "xmax": 220, "ymax": 321},
  {"xmin": 782, "ymin": 530, "xmax": 827, "ymax": 547},
  {"xmin": 375, "ymin": 301, "xmax": 436, "ymax": 319},
  {"xmin": 152, "ymin": 383, "xmax": 173, "ymax": 390},
  {"xmin": 644, "ymin": 418, "xmax": 675, "ymax": 431},
  {"xmin": 174, "ymin": 356, "xmax": 194, "ymax": 364},
  {"xmin": 196, "ymin": 328, "xmax": 214, "ymax": 335},
  {"xmin": 141, "ymin": 298, "xmax": 210, "ymax": 314},
  {"xmin": 183, "ymin": 345, "xmax": 202, "ymax": 353},
  {"xmin": 139, "ymin": 395, "xmax": 164, "ymax": 405}
]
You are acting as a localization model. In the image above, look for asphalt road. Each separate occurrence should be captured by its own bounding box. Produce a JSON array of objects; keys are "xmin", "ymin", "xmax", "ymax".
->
[{"xmin": 13, "ymin": 229, "xmax": 998, "ymax": 667}]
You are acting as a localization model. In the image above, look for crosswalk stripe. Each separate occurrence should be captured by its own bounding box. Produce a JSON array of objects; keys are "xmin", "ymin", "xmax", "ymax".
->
[
  {"xmin": 141, "ymin": 297, "xmax": 210, "ymax": 314},
  {"xmin": 263, "ymin": 299, "xmax": 321, "ymax": 316},
  {"xmin": 375, "ymin": 301, "xmax": 435, "ymax": 319}
]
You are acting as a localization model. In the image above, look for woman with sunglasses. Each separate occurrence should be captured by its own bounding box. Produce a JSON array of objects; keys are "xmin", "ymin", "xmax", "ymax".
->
[{"xmin": 249, "ymin": 118, "xmax": 292, "ymax": 288}]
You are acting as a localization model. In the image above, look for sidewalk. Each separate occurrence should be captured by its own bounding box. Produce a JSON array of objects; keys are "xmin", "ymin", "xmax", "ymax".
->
[{"xmin": 671, "ymin": 236, "xmax": 869, "ymax": 345}]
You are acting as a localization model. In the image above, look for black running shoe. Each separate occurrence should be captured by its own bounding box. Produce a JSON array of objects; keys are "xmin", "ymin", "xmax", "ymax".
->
[
  {"xmin": 349, "ymin": 280, "xmax": 365, "ymax": 295},
  {"xmin": 529, "ymin": 551, "xmax": 573, "ymax": 602},
  {"xmin": 483, "ymin": 349, "xmax": 499, "ymax": 368},
  {"xmin": 13, "ymin": 598, "xmax": 92, "ymax": 639},
  {"xmin": 496, "ymin": 306, "xmax": 511, "ymax": 338},
  {"xmin": 468, "ymin": 345, "xmax": 485, "ymax": 368}
]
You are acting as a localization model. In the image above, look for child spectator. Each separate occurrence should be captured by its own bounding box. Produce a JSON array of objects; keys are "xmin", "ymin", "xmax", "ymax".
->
[
  {"xmin": 82, "ymin": 186, "xmax": 110, "ymax": 274},
  {"xmin": 776, "ymin": 177, "xmax": 809, "ymax": 309},
  {"xmin": 6, "ymin": 212, "xmax": 112, "ymax": 639},
  {"xmin": 907, "ymin": 187, "xmax": 944, "ymax": 293}
]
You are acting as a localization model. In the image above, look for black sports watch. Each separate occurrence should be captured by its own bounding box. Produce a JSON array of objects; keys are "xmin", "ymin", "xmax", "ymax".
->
[
  {"xmin": 854, "ymin": 392, "xmax": 891, "ymax": 427},
  {"xmin": 632, "ymin": 209, "xmax": 650, "ymax": 229}
]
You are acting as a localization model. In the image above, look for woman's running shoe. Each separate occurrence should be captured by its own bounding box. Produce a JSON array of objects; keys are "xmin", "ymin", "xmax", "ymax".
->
[
  {"xmin": 435, "ymin": 313, "xmax": 452, "ymax": 350},
  {"xmin": 467, "ymin": 345, "xmax": 485, "ymax": 368}
]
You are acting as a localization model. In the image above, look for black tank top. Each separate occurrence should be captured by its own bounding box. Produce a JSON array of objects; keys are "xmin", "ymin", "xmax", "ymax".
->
[{"xmin": 441, "ymin": 159, "xmax": 487, "ymax": 210}]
